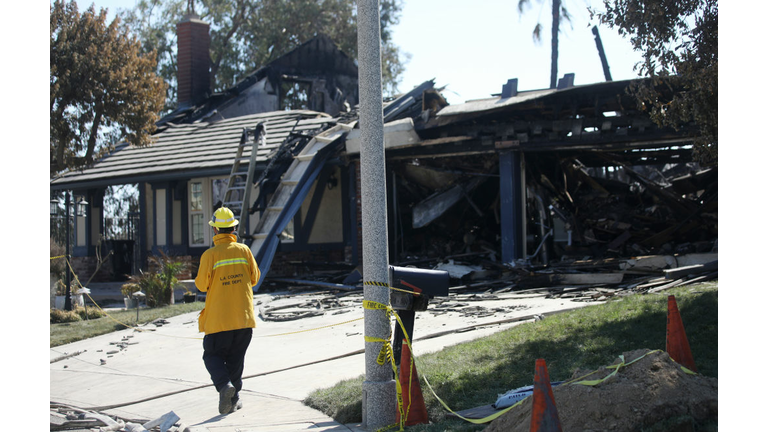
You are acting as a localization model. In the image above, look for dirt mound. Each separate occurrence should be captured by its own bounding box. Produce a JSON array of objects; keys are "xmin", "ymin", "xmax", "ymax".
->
[{"xmin": 484, "ymin": 349, "xmax": 717, "ymax": 432}]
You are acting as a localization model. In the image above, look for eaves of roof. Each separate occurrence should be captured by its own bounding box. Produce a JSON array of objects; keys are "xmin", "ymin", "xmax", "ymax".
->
[
  {"xmin": 434, "ymin": 78, "xmax": 646, "ymax": 118},
  {"xmin": 51, "ymin": 110, "xmax": 334, "ymax": 191}
]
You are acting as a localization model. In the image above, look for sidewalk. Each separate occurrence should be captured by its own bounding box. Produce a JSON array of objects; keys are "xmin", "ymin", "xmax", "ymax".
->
[{"xmin": 50, "ymin": 289, "xmax": 602, "ymax": 431}]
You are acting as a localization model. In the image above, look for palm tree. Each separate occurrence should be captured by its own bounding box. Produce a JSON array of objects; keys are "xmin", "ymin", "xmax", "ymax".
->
[{"xmin": 518, "ymin": 0, "xmax": 573, "ymax": 89}]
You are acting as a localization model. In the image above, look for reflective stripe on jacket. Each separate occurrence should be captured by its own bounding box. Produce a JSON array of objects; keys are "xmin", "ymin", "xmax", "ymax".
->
[{"xmin": 195, "ymin": 233, "xmax": 260, "ymax": 334}]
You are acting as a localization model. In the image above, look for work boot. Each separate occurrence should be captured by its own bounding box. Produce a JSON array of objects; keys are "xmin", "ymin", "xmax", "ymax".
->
[
  {"xmin": 218, "ymin": 383, "xmax": 236, "ymax": 414},
  {"xmin": 229, "ymin": 393, "xmax": 243, "ymax": 413}
]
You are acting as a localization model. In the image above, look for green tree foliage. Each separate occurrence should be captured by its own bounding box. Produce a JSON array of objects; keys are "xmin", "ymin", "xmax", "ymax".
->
[
  {"xmin": 120, "ymin": 0, "xmax": 407, "ymax": 110},
  {"xmin": 592, "ymin": 0, "xmax": 718, "ymax": 165},
  {"xmin": 50, "ymin": 0, "xmax": 167, "ymax": 177}
]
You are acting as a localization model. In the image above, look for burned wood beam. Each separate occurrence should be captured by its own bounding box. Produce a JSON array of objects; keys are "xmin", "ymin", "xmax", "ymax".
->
[
  {"xmin": 606, "ymin": 231, "xmax": 632, "ymax": 252},
  {"xmin": 595, "ymin": 152, "xmax": 697, "ymax": 215},
  {"xmin": 412, "ymin": 177, "xmax": 485, "ymax": 228},
  {"xmin": 640, "ymin": 193, "xmax": 717, "ymax": 248}
]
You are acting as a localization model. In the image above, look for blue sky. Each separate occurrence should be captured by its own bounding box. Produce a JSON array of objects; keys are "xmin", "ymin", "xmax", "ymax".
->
[{"xmin": 80, "ymin": 0, "xmax": 645, "ymax": 104}]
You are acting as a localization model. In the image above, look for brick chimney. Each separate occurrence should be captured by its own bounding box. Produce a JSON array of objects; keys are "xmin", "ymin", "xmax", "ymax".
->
[{"xmin": 176, "ymin": 14, "xmax": 210, "ymax": 108}]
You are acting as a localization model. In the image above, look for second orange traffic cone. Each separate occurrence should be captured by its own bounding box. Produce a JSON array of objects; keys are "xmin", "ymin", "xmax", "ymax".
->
[
  {"xmin": 667, "ymin": 295, "xmax": 697, "ymax": 372},
  {"xmin": 529, "ymin": 359, "xmax": 563, "ymax": 432},
  {"xmin": 396, "ymin": 340, "xmax": 428, "ymax": 426}
]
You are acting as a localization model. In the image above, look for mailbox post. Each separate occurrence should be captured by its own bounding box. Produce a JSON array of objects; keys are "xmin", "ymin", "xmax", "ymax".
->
[{"xmin": 389, "ymin": 266, "xmax": 450, "ymax": 365}]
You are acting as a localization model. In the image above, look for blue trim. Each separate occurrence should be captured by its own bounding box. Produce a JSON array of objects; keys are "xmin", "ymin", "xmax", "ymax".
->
[{"xmin": 499, "ymin": 150, "xmax": 525, "ymax": 262}]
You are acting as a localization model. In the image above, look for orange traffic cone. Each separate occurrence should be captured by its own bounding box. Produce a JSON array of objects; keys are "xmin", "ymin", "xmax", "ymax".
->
[
  {"xmin": 667, "ymin": 295, "xmax": 697, "ymax": 372},
  {"xmin": 529, "ymin": 359, "xmax": 563, "ymax": 432},
  {"xmin": 396, "ymin": 340, "xmax": 428, "ymax": 426}
]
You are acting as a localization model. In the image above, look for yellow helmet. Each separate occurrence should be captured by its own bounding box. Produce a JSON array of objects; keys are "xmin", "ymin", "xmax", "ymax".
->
[{"xmin": 209, "ymin": 207, "xmax": 239, "ymax": 228}]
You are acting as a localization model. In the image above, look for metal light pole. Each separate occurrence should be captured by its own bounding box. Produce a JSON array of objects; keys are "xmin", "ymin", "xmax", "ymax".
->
[
  {"xmin": 357, "ymin": 0, "xmax": 396, "ymax": 428},
  {"xmin": 64, "ymin": 191, "xmax": 73, "ymax": 311}
]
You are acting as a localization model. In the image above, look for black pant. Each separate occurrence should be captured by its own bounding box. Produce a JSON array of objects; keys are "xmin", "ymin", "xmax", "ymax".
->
[{"xmin": 202, "ymin": 328, "xmax": 253, "ymax": 393}]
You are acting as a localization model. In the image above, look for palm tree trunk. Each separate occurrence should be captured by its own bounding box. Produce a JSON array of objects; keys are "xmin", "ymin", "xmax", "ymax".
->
[{"xmin": 550, "ymin": 0, "xmax": 560, "ymax": 89}]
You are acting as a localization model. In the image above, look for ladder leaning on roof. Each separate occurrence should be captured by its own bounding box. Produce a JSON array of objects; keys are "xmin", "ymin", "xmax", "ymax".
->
[
  {"xmin": 221, "ymin": 124, "xmax": 265, "ymax": 239},
  {"xmin": 249, "ymin": 122, "xmax": 353, "ymax": 291}
]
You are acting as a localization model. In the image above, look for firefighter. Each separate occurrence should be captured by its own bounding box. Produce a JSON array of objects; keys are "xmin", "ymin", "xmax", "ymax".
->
[{"xmin": 195, "ymin": 207, "xmax": 260, "ymax": 414}]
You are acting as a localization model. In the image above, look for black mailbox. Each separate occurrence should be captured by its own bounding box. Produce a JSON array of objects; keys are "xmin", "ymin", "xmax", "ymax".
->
[{"xmin": 389, "ymin": 265, "xmax": 450, "ymax": 365}]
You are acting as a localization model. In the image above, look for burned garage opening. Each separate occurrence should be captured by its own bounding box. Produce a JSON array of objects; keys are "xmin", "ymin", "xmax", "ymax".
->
[
  {"xmin": 388, "ymin": 155, "xmax": 501, "ymax": 263},
  {"xmin": 369, "ymin": 77, "xmax": 716, "ymax": 282}
]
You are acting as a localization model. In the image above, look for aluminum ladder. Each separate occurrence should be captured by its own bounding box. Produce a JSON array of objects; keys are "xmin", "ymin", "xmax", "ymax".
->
[{"xmin": 221, "ymin": 124, "xmax": 264, "ymax": 239}]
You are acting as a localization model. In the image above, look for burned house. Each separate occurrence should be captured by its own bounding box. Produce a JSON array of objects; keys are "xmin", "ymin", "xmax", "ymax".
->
[
  {"xmin": 374, "ymin": 76, "xmax": 717, "ymax": 272},
  {"xmin": 50, "ymin": 17, "xmax": 716, "ymax": 289}
]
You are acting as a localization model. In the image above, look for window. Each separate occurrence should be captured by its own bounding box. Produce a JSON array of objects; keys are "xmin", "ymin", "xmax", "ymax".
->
[
  {"xmin": 280, "ymin": 80, "xmax": 311, "ymax": 111},
  {"xmin": 190, "ymin": 181, "xmax": 205, "ymax": 245},
  {"xmin": 191, "ymin": 182, "xmax": 203, "ymax": 211}
]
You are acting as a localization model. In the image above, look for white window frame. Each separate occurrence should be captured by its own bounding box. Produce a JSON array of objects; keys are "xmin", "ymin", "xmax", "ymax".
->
[
  {"xmin": 188, "ymin": 176, "xmax": 232, "ymax": 247},
  {"xmin": 188, "ymin": 179, "xmax": 210, "ymax": 247}
]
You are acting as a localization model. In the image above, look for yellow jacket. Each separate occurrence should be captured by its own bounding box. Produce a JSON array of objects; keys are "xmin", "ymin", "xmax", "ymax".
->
[{"xmin": 195, "ymin": 233, "xmax": 260, "ymax": 334}]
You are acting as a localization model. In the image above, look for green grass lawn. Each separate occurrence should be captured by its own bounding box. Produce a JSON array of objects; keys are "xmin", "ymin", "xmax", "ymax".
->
[
  {"xmin": 303, "ymin": 282, "xmax": 718, "ymax": 431},
  {"xmin": 50, "ymin": 301, "xmax": 204, "ymax": 347}
]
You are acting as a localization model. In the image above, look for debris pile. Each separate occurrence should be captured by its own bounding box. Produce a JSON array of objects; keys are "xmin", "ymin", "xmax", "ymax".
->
[
  {"xmin": 258, "ymin": 290, "xmax": 361, "ymax": 321},
  {"xmin": 262, "ymin": 156, "xmax": 716, "ymax": 302},
  {"xmin": 483, "ymin": 349, "xmax": 718, "ymax": 432},
  {"xmin": 258, "ymin": 155, "xmax": 716, "ymax": 301},
  {"xmin": 50, "ymin": 404, "xmax": 187, "ymax": 432},
  {"xmin": 384, "ymin": 155, "xmax": 716, "ymax": 274}
]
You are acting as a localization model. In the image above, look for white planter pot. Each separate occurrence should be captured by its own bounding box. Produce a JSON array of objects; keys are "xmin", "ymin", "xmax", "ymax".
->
[{"xmin": 55, "ymin": 296, "xmax": 66, "ymax": 310}]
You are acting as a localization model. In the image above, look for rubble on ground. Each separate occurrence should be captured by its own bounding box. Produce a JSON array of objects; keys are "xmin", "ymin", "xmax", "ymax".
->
[
  {"xmin": 258, "ymin": 248, "xmax": 716, "ymax": 323},
  {"xmin": 50, "ymin": 403, "xmax": 188, "ymax": 432}
]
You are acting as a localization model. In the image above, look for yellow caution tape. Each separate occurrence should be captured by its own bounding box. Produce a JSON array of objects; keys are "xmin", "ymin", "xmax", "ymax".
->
[
  {"xmin": 50, "ymin": 254, "xmax": 67, "ymax": 260},
  {"xmin": 363, "ymin": 297, "xmax": 407, "ymax": 431},
  {"xmin": 363, "ymin": 300, "xmax": 390, "ymax": 311},
  {"xmin": 680, "ymin": 365, "xmax": 697, "ymax": 375}
]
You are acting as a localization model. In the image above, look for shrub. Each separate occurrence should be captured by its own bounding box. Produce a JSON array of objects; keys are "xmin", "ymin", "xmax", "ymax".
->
[
  {"xmin": 50, "ymin": 305, "xmax": 106, "ymax": 323},
  {"xmin": 124, "ymin": 270, "xmax": 165, "ymax": 307},
  {"xmin": 149, "ymin": 251, "xmax": 187, "ymax": 307},
  {"xmin": 50, "ymin": 238, "xmax": 68, "ymax": 296},
  {"xmin": 121, "ymin": 282, "xmax": 140, "ymax": 297},
  {"xmin": 51, "ymin": 308, "xmax": 81, "ymax": 324},
  {"xmin": 122, "ymin": 251, "xmax": 187, "ymax": 308},
  {"xmin": 76, "ymin": 305, "xmax": 106, "ymax": 320},
  {"xmin": 50, "ymin": 238, "xmax": 66, "ymax": 280}
]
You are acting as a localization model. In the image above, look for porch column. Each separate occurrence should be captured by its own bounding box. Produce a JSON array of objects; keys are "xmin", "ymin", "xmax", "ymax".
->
[{"xmin": 499, "ymin": 150, "xmax": 525, "ymax": 262}]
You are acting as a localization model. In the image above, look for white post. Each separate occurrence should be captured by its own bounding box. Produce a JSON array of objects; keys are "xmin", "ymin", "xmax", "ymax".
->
[{"xmin": 357, "ymin": 0, "xmax": 396, "ymax": 429}]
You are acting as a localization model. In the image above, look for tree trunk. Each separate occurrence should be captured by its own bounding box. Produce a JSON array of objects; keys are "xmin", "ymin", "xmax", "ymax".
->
[
  {"xmin": 85, "ymin": 104, "xmax": 104, "ymax": 164},
  {"xmin": 209, "ymin": 0, "xmax": 249, "ymax": 92},
  {"xmin": 550, "ymin": 0, "xmax": 560, "ymax": 89}
]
